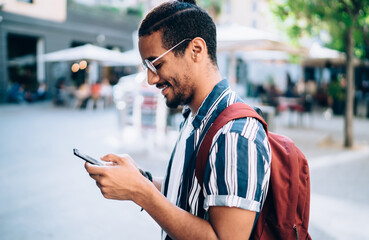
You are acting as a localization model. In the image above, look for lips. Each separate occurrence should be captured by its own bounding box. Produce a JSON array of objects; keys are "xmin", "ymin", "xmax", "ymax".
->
[
  {"xmin": 161, "ymin": 86, "xmax": 170, "ymax": 96},
  {"xmin": 157, "ymin": 82, "xmax": 172, "ymax": 96}
]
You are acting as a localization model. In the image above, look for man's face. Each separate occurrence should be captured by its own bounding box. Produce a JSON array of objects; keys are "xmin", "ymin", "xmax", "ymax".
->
[{"xmin": 138, "ymin": 32, "xmax": 195, "ymax": 109}]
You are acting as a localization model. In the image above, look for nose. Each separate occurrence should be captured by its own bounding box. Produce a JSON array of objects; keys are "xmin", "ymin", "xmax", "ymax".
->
[{"xmin": 146, "ymin": 69, "xmax": 160, "ymax": 86}]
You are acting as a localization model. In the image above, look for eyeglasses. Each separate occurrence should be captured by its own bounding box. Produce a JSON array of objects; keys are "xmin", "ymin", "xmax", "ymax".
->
[{"xmin": 142, "ymin": 38, "xmax": 192, "ymax": 75}]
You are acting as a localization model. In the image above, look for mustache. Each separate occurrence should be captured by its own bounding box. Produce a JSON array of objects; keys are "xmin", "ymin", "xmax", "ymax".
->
[{"xmin": 156, "ymin": 81, "xmax": 172, "ymax": 89}]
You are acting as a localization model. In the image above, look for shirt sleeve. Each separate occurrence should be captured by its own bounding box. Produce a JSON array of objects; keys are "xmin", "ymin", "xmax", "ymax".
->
[{"xmin": 203, "ymin": 117, "xmax": 271, "ymax": 212}]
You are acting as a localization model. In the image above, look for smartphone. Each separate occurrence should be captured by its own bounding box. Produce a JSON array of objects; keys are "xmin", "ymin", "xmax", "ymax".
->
[{"xmin": 73, "ymin": 148, "xmax": 105, "ymax": 166}]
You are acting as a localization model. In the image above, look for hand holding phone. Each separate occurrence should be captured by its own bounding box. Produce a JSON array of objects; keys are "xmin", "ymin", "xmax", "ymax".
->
[{"xmin": 73, "ymin": 148, "xmax": 106, "ymax": 166}]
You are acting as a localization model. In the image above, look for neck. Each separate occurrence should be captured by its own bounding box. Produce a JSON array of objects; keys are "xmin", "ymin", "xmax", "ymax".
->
[{"xmin": 188, "ymin": 66, "xmax": 223, "ymax": 114}]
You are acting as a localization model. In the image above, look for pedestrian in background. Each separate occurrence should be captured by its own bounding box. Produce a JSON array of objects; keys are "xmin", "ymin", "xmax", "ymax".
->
[{"xmin": 84, "ymin": 0, "xmax": 271, "ymax": 239}]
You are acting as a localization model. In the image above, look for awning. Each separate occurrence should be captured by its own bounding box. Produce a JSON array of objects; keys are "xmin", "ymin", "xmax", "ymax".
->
[{"xmin": 41, "ymin": 44, "xmax": 141, "ymax": 66}]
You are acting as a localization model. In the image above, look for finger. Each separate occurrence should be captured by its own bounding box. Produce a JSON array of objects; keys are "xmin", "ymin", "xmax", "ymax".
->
[
  {"xmin": 100, "ymin": 153, "xmax": 122, "ymax": 164},
  {"xmin": 101, "ymin": 153, "xmax": 133, "ymax": 166},
  {"xmin": 85, "ymin": 162, "xmax": 106, "ymax": 175},
  {"xmin": 104, "ymin": 161, "xmax": 117, "ymax": 166},
  {"xmin": 101, "ymin": 191, "xmax": 113, "ymax": 200},
  {"xmin": 96, "ymin": 181, "xmax": 103, "ymax": 189},
  {"xmin": 89, "ymin": 173, "xmax": 102, "ymax": 182}
]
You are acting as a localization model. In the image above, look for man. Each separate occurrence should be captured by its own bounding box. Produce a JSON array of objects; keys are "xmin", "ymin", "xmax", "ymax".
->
[{"xmin": 85, "ymin": 1, "xmax": 271, "ymax": 239}]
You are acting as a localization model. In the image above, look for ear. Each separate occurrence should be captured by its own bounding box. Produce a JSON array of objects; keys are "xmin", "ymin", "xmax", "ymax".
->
[{"xmin": 189, "ymin": 37, "xmax": 207, "ymax": 62}]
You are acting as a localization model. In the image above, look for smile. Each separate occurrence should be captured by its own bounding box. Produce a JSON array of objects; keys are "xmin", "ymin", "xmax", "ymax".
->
[{"xmin": 157, "ymin": 83, "xmax": 172, "ymax": 95}]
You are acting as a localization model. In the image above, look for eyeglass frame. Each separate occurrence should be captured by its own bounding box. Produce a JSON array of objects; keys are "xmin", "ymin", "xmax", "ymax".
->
[{"xmin": 142, "ymin": 38, "xmax": 192, "ymax": 75}]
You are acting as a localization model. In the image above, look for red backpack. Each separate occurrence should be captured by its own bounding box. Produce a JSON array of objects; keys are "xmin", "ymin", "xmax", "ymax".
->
[{"xmin": 195, "ymin": 102, "xmax": 311, "ymax": 240}]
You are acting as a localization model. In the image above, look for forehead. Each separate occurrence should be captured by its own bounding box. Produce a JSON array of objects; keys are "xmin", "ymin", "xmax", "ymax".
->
[{"xmin": 138, "ymin": 31, "xmax": 164, "ymax": 60}]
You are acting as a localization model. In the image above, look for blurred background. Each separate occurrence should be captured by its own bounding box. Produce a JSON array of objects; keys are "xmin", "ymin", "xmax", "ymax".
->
[{"xmin": 0, "ymin": 0, "xmax": 369, "ymax": 239}]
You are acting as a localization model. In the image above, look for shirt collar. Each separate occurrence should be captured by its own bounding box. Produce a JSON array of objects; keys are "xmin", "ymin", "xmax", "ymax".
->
[{"xmin": 182, "ymin": 79, "xmax": 230, "ymax": 129}]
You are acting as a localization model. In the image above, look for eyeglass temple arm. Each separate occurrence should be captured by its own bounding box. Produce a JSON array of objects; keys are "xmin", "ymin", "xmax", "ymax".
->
[{"xmin": 151, "ymin": 38, "xmax": 191, "ymax": 64}]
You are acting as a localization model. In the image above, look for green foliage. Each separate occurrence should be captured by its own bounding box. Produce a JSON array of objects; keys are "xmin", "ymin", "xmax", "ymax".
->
[
  {"xmin": 197, "ymin": 0, "xmax": 223, "ymax": 16},
  {"xmin": 67, "ymin": 0, "xmax": 142, "ymax": 19},
  {"xmin": 288, "ymin": 54, "xmax": 303, "ymax": 64},
  {"xmin": 328, "ymin": 75, "xmax": 346, "ymax": 101},
  {"xmin": 268, "ymin": 0, "xmax": 369, "ymax": 59},
  {"xmin": 126, "ymin": 3, "xmax": 144, "ymax": 18},
  {"xmin": 96, "ymin": 5, "xmax": 120, "ymax": 13}
]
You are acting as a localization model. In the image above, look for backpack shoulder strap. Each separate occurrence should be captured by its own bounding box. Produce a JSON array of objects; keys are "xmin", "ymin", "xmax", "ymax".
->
[{"xmin": 195, "ymin": 102, "xmax": 268, "ymax": 186}]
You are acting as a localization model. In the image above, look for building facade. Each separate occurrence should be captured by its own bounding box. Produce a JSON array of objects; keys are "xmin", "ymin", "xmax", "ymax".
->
[{"xmin": 0, "ymin": 0, "xmax": 140, "ymax": 103}]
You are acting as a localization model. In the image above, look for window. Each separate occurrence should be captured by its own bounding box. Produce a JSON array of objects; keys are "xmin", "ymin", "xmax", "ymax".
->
[
  {"xmin": 252, "ymin": 1, "xmax": 257, "ymax": 11},
  {"xmin": 252, "ymin": 19, "xmax": 257, "ymax": 28},
  {"xmin": 17, "ymin": 0, "xmax": 33, "ymax": 3}
]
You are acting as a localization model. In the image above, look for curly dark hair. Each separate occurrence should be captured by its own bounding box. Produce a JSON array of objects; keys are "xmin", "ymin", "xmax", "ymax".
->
[{"xmin": 138, "ymin": 0, "xmax": 217, "ymax": 65}]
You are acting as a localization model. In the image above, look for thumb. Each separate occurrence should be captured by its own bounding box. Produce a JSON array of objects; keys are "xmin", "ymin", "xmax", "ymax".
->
[{"xmin": 100, "ymin": 153, "xmax": 123, "ymax": 165}]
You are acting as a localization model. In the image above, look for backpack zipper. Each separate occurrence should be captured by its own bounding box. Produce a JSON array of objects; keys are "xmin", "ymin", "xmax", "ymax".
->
[{"xmin": 293, "ymin": 224, "xmax": 299, "ymax": 240}]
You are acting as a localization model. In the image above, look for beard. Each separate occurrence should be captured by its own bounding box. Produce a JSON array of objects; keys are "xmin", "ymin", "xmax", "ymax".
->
[{"xmin": 163, "ymin": 74, "xmax": 194, "ymax": 109}]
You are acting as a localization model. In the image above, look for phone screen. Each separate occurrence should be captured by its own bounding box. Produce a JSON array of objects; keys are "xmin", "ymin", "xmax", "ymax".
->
[{"xmin": 73, "ymin": 148, "xmax": 105, "ymax": 166}]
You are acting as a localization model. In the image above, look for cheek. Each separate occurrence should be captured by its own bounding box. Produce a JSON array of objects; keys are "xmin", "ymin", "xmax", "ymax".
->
[
  {"xmin": 170, "ymin": 74, "xmax": 189, "ymax": 89},
  {"xmin": 166, "ymin": 60, "xmax": 194, "ymax": 91},
  {"xmin": 174, "ymin": 74, "xmax": 194, "ymax": 98}
]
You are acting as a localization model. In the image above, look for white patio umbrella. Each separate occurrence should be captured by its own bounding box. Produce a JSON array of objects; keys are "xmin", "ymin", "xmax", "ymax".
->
[
  {"xmin": 42, "ymin": 44, "xmax": 141, "ymax": 66},
  {"xmin": 101, "ymin": 49, "xmax": 142, "ymax": 66},
  {"xmin": 217, "ymin": 23, "xmax": 305, "ymax": 55},
  {"xmin": 302, "ymin": 42, "xmax": 349, "ymax": 66},
  {"xmin": 216, "ymin": 24, "xmax": 307, "ymax": 84},
  {"xmin": 41, "ymin": 44, "xmax": 142, "ymax": 83}
]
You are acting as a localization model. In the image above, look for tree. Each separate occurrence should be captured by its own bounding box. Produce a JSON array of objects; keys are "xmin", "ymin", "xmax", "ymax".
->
[
  {"xmin": 197, "ymin": 0, "xmax": 223, "ymax": 20},
  {"xmin": 269, "ymin": 0, "xmax": 369, "ymax": 148}
]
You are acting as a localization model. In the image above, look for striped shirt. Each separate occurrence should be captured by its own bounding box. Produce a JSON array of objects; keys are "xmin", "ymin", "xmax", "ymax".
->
[{"xmin": 162, "ymin": 79, "xmax": 271, "ymax": 240}]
